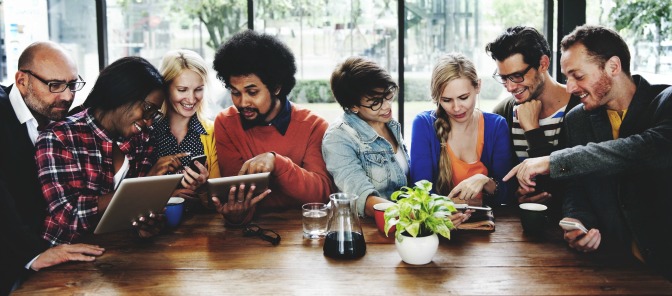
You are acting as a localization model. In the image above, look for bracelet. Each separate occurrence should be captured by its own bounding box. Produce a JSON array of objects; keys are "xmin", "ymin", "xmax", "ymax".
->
[{"xmin": 483, "ymin": 177, "xmax": 499, "ymax": 197}]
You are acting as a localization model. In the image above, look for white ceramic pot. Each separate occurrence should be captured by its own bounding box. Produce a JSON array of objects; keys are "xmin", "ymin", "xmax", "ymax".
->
[{"xmin": 395, "ymin": 232, "xmax": 439, "ymax": 265}]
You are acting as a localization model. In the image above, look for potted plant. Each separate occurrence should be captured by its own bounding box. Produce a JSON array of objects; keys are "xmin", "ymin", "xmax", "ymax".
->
[{"xmin": 384, "ymin": 180, "xmax": 457, "ymax": 265}]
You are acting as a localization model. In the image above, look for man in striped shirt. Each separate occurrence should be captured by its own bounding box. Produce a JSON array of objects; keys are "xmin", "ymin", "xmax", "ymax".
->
[{"xmin": 486, "ymin": 26, "xmax": 580, "ymax": 210}]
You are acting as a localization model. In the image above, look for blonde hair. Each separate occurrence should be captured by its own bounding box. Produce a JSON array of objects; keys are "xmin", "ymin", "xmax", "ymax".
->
[
  {"xmin": 430, "ymin": 53, "xmax": 480, "ymax": 196},
  {"xmin": 159, "ymin": 49, "xmax": 210, "ymax": 122}
]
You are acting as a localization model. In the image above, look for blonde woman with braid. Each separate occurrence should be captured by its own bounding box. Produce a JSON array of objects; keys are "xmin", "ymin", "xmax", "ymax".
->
[{"xmin": 410, "ymin": 53, "xmax": 513, "ymax": 211}]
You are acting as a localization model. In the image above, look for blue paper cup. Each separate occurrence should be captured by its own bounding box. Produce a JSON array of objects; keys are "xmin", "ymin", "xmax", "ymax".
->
[{"xmin": 165, "ymin": 197, "xmax": 185, "ymax": 228}]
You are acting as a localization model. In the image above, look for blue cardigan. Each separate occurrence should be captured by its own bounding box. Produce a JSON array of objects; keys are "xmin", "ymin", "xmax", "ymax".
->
[{"xmin": 410, "ymin": 110, "xmax": 514, "ymax": 205}]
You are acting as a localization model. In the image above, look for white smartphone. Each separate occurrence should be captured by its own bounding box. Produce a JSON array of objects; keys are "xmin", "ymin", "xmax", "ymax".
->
[{"xmin": 559, "ymin": 220, "xmax": 588, "ymax": 234}]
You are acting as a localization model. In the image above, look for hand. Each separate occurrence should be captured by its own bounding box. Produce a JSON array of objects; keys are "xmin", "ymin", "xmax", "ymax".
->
[
  {"xmin": 448, "ymin": 174, "xmax": 490, "ymax": 201},
  {"xmin": 450, "ymin": 209, "xmax": 474, "ymax": 228},
  {"xmin": 503, "ymin": 156, "xmax": 551, "ymax": 191},
  {"xmin": 562, "ymin": 218, "xmax": 601, "ymax": 252},
  {"xmin": 516, "ymin": 186, "xmax": 552, "ymax": 204},
  {"xmin": 212, "ymin": 184, "xmax": 272, "ymax": 224},
  {"xmin": 516, "ymin": 100, "xmax": 542, "ymax": 131},
  {"xmin": 148, "ymin": 152, "xmax": 191, "ymax": 176},
  {"xmin": 180, "ymin": 160, "xmax": 209, "ymax": 190},
  {"xmin": 171, "ymin": 188, "xmax": 197, "ymax": 202},
  {"xmin": 239, "ymin": 152, "xmax": 276, "ymax": 175},
  {"xmin": 30, "ymin": 244, "xmax": 105, "ymax": 271},
  {"xmin": 132, "ymin": 211, "xmax": 165, "ymax": 238}
]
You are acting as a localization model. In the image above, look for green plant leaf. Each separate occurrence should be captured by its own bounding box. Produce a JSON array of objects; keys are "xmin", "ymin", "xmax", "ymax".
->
[{"xmin": 384, "ymin": 180, "xmax": 456, "ymax": 240}]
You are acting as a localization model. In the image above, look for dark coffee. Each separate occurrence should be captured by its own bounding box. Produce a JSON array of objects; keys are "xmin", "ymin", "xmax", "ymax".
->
[{"xmin": 323, "ymin": 231, "xmax": 366, "ymax": 259}]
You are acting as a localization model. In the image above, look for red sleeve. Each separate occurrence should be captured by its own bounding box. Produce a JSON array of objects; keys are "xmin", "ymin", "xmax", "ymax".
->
[{"xmin": 271, "ymin": 116, "xmax": 334, "ymax": 204}]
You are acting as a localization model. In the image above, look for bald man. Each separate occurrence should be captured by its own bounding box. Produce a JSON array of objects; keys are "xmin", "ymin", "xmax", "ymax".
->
[{"xmin": 1, "ymin": 41, "xmax": 104, "ymax": 293}]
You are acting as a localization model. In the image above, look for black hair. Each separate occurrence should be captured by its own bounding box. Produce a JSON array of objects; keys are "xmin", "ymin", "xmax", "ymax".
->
[
  {"xmin": 485, "ymin": 26, "xmax": 551, "ymax": 68},
  {"xmin": 560, "ymin": 25, "xmax": 631, "ymax": 76},
  {"xmin": 330, "ymin": 56, "xmax": 398, "ymax": 110},
  {"xmin": 212, "ymin": 30, "xmax": 297, "ymax": 102},
  {"xmin": 83, "ymin": 56, "xmax": 164, "ymax": 110}
]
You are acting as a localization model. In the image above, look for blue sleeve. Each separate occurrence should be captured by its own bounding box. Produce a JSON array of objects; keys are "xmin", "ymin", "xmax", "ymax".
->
[
  {"xmin": 483, "ymin": 113, "xmax": 514, "ymax": 205},
  {"xmin": 410, "ymin": 112, "xmax": 439, "ymax": 187}
]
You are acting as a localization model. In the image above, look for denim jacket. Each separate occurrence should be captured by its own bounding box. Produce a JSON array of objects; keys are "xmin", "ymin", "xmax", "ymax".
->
[{"xmin": 322, "ymin": 111, "xmax": 409, "ymax": 217}]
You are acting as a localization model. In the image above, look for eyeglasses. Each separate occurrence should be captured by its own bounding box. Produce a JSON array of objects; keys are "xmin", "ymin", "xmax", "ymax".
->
[
  {"xmin": 492, "ymin": 65, "xmax": 534, "ymax": 84},
  {"xmin": 243, "ymin": 224, "xmax": 281, "ymax": 246},
  {"xmin": 20, "ymin": 69, "xmax": 86, "ymax": 93},
  {"xmin": 142, "ymin": 100, "xmax": 164, "ymax": 121},
  {"xmin": 359, "ymin": 87, "xmax": 397, "ymax": 111}
]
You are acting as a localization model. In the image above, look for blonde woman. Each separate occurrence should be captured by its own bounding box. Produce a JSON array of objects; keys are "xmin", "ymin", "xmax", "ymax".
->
[
  {"xmin": 151, "ymin": 49, "xmax": 219, "ymax": 202},
  {"xmin": 410, "ymin": 53, "xmax": 513, "ymax": 207}
]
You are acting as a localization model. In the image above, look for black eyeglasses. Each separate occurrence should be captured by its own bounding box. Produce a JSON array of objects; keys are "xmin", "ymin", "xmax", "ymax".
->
[
  {"xmin": 492, "ymin": 65, "xmax": 534, "ymax": 84},
  {"xmin": 359, "ymin": 86, "xmax": 397, "ymax": 111},
  {"xmin": 142, "ymin": 100, "xmax": 164, "ymax": 121},
  {"xmin": 20, "ymin": 69, "xmax": 86, "ymax": 93},
  {"xmin": 243, "ymin": 224, "xmax": 281, "ymax": 246}
]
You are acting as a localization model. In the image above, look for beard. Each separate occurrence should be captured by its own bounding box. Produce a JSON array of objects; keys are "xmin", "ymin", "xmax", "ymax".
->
[
  {"xmin": 237, "ymin": 97, "xmax": 279, "ymax": 126},
  {"xmin": 23, "ymin": 84, "xmax": 72, "ymax": 121},
  {"xmin": 583, "ymin": 72, "xmax": 612, "ymax": 111},
  {"xmin": 526, "ymin": 72, "xmax": 545, "ymax": 102}
]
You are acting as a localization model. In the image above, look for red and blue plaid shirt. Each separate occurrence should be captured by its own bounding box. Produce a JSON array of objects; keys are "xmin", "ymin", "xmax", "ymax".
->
[{"xmin": 36, "ymin": 108, "xmax": 153, "ymax": 245}]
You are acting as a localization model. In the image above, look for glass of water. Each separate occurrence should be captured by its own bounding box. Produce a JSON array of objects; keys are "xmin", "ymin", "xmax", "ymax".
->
[{"xmin": 302, "ymin": 203, "xmax": 329, "ymax": 239}]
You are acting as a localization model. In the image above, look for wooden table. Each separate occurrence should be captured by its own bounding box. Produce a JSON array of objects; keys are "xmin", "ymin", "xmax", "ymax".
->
[{"xmin": 13, "ymin": 206, "xmax": 672, "ymax": 295}]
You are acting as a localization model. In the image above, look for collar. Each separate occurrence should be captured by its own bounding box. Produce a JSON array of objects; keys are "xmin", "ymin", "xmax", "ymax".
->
[
  {"xmin": 8, "ymin": 85, "xmax": 37, "ymax": 126},
  {"xmin": 342, "ymin": 110, "xmax": 401, "ymax": 143},
  {"xmin": 241, "ymin": 99, "xmax": 292, "ymax": 135}
]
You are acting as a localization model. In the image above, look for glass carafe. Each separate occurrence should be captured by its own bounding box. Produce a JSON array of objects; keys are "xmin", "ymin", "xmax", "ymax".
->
[{"xmin": 323, "ymin": 193, "xmax": 366, "ymax": 259}]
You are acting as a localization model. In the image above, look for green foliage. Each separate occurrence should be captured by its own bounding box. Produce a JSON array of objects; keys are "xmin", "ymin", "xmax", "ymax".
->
[
  {"xmin": 611, "ymin": 0, "xmax": 671, "ymax": 36},
  {"xmin": 384, "ymin": 180, "xmax": 457, "ymax": 242},
  {"xmin": 487, "ymin": 0, "xmax": 544, "ymax": 29},
  {"xmin": 611, "ymin": 0, "xmax": 672, "ymax": 73},
  {"xmin": 289, "ymin": 80, "xmax": 334, "ymax": 104}
]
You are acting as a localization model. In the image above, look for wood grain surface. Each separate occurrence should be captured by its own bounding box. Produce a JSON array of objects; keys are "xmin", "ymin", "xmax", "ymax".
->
[{"xmin": 13, "ymin": 206, "xmax": 672, "ymax": 295}]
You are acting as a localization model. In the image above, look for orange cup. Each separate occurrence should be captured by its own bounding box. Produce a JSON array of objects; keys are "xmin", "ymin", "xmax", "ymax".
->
[{"xmin": 373, "ymin": 202, "xmax": 396, "ymax": 236}]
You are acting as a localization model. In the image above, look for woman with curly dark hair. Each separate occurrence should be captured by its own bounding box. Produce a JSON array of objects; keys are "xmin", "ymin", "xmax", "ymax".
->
[{"xmin": 212, "ymin": 30, "xmax": 332, "ymax": 225}]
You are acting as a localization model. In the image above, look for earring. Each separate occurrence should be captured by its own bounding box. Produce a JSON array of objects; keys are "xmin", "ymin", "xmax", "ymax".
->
[{"xmin": 353, "ymin": 110, "xmax": 358, "ymax": 114}]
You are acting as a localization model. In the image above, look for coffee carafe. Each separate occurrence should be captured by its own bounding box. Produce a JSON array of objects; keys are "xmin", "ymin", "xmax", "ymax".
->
[{"xmin": 323, "ymin": 192, "xmax": 366, "ymax": 259}]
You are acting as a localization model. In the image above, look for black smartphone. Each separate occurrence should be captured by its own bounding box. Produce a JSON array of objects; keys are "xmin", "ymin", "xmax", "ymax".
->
[{"xmin": 188, "ymin": 154, "xmax": 207, "ymax": 171}]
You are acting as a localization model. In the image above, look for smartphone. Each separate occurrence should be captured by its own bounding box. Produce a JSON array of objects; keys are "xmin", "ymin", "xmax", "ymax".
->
[
  {"xmin": 188, "ymin": 154, "xmax": 207, "ymax": 172},
  {"xmin": 559, "ymin": 220, "xmax": 588, "ymax": 234},
  {"xmin": 453, "ymin": 204, "xmax": 492, "ymax": 211}
]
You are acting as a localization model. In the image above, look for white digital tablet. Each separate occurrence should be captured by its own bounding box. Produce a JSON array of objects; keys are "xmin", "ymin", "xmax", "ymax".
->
[
  {"xmin": 94, "ymin": 174, "xmax": 183, "ymax": 235},
  {"xmin": 207, "ymin": 172, "xmax": 271, "ymax": 197}
]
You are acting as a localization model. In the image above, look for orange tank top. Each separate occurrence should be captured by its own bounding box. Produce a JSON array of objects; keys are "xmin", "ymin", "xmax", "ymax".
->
[{"xmin": 446, "ymin": 112, "xmax": 487, "ymax": 206}]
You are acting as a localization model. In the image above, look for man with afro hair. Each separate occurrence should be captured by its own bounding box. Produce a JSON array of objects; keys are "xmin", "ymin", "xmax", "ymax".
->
[{"xmin": 212, "ymin": 30, "xmax": 334, "ymax": 225}]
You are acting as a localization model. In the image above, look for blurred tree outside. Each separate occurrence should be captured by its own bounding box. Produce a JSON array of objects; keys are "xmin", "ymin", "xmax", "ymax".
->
[{"xmin": 611, "ymin": 0, "xmax": 672, "ymax": 73}]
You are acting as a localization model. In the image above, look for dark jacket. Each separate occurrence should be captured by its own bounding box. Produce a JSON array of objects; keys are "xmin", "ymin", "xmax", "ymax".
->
[
  {"xmin": 551, "ymin": 75, "xmax": 672, "ymax": 280},
  {"xmin": 0, "ymin": 84, "xmax": 50, "ymax": 294}
]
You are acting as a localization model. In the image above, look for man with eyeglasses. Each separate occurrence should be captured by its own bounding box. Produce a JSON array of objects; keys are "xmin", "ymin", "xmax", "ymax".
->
[
  {"xmin": 486, "ymin": 26, "xmax": 581, "ymax": 214},
  {"xmin": 211, "ymin": 30, "xmax": 334, "ymax": 225},
  {"xmin": 0, "ymin": 41, "xmax": 103, "ymax": 294}
]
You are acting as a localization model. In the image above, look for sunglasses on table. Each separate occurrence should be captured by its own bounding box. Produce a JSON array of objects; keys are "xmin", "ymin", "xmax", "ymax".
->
[{"xmin": 243, "ymin": 224, "xmax": 281, "ymax": 246}]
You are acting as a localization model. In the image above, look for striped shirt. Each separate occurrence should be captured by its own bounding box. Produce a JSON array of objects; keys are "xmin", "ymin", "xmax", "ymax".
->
[{"xmin": 511, "ymin": 104, "xmax": 567, "ymax": 161}]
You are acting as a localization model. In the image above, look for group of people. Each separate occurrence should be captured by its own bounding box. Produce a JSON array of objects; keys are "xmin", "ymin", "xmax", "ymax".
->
[{"xmin": 2, "ymin": 23, "xmax": 671, "ymax": 293}]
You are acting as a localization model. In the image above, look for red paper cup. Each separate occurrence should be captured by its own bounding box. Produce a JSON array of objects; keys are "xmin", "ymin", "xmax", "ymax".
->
[{"xmin": 373, "ymin": 202, "xmax": 396, "ymax": 236}]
